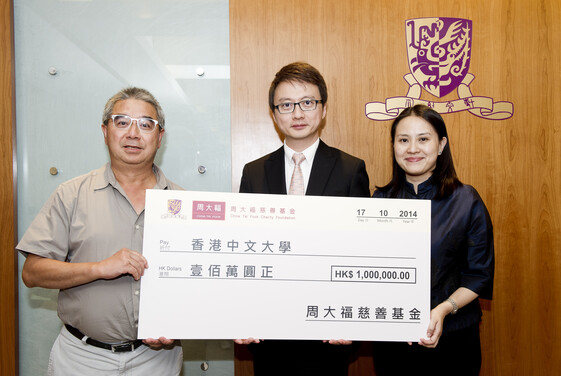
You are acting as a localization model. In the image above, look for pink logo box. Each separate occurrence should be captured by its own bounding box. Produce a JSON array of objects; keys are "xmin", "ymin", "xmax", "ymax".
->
[{"xmin": 192, "ymin": 200, "xmax": 226, "ymax": 220}]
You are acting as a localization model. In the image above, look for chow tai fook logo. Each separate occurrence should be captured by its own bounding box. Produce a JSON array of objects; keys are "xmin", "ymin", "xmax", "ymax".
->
[
  {"xmin": 192, "ymin": 200, "xmax": 226, "ymax": 221},
  {"xmin": 366, "ymin": 17, "xmax": 513, "ymax": 120}
]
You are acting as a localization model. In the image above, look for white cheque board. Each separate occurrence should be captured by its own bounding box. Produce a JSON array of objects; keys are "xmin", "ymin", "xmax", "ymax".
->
[{"xmin": 138, "ymin": 190, "xmax": 431, "ymax": 342}]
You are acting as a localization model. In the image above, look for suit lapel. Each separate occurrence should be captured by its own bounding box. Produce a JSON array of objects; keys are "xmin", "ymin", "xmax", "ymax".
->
[
  {"xmin": 264, "ymin": 146, "xmax": 287, "ymax": 194},
  {"xmin": 306, "ymin": 140, "xmax": 336, "ymax": 195}
]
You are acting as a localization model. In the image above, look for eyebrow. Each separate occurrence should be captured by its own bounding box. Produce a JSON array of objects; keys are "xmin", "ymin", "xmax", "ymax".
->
[
  {"xmin": 276, "ymin": 96, "xmax": 318, "ymax": 102},
  {"xmin": 114, "ymin": 114, "xmax": 156, "ymax": 119},
  {"xmin": 396, "ymin": 132, "xmax": 432, "ymax": 137}
]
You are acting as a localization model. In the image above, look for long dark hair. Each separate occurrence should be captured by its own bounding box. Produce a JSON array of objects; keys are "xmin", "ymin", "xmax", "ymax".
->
[{"xmin": 377, "ymin": 105, "xmax": 462, "ymax": 199}]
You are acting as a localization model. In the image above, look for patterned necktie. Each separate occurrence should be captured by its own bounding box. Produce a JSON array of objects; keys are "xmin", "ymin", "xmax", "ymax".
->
[{"xmin": 288, "ymin": 153, "xmax": 306, "ymax": 195}]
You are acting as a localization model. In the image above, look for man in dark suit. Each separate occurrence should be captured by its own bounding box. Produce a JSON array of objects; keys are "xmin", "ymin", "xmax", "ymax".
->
[{"xmin": 236, "ymin": 62, "xmax": 370, "ymax": 376}]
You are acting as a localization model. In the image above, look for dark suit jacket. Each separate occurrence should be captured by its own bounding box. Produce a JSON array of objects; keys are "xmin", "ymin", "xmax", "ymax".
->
[
  {"xmin": 239, "ymin": 140, "xmax": 370, "ymax": 197},
  {"xmin": 238, "ymin": 140, "xmax": 369, "ymax": 375}
]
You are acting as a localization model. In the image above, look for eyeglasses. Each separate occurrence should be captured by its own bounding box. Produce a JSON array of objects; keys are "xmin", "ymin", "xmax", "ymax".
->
[
  {"xmin": 274, "ymin": 99, "xmax": 322, "ymax": 114},
  {"xmin": 110, "ymin": 115, "xmax": 159, "ymax": 133}
]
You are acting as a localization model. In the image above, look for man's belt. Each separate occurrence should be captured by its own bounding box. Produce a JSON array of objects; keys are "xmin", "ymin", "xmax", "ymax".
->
[{"xmin": 65, "ymin": 324, "xmax": 144, "ymax": 352}]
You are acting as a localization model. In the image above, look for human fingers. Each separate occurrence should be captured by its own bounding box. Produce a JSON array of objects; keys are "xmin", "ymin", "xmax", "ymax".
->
[
  {"xmin": 326, "ymin": 339, "xmax": 352, "ymax": 345},
  {"xmin": 234, "ymin": 337, "xmax": 261, "ymax": 345},
  {"xmin": 117, "ymin": 249, "xmax": 148, "ymax": 280},
  {"xmin": 418, "ymin": 336, "xmax": 439, "ymax": 348}
]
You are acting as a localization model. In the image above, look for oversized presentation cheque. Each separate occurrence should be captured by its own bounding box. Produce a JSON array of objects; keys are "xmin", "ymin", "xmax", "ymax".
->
[{"xmin": 138, "ymin": 190, "xmax": 431, "ymax": 342}]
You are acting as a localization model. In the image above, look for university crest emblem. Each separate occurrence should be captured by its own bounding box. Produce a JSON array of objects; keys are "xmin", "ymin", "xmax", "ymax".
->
[
  {"xmin": 167, "ymin": 199, "xmax": 182, "ymax": 215},
  {"xmin": 407, "ymin": 18, "xmax": 471, "ymax": 98},
  {"xmin": 366, "ymin": 17, "xmax": 513, "ymax": 120}
]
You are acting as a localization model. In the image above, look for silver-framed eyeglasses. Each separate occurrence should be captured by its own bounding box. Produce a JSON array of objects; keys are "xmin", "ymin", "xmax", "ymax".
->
[
  {"xmin": 274, "ymin": 99, "xmax": 322, "ymax": 114},
  {"xmin": 110, "ymin": 114, "xmax": 159, "ymax": 133}
]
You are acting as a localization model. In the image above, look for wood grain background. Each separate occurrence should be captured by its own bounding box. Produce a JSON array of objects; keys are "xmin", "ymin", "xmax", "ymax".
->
[
  {"xmin": 230, "ymin": 0, "xmax": 561, "ymax": 374},
  {"xmin": 0, "ymin": 0, "xmax": 17, "ymax": 374}
]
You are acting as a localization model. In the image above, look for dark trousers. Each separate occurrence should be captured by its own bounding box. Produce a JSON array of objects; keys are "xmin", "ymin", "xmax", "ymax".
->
[
  {"xmin": 250, "ymin": 340, "xmax": 351, "ymax": 376},
  {"xmin": 372, "ymin": 323, "xmax": 482, "ymax": 376}
]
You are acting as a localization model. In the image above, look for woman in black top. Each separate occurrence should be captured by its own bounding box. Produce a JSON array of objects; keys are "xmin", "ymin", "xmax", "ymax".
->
[{"xmin": 372, "ymin": 105, "xmax": 494, "ymax": 375}]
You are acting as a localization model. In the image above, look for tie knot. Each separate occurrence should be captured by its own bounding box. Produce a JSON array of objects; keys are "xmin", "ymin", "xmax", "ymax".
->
[{"xmin": 292, "ymin": 153, "xmax": 306, "ymax": 166}]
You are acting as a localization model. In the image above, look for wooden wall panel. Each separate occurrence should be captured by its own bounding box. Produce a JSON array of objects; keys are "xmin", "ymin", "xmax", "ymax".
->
[
  {"xmin": 0, "ymin": 0, "xmax": 17, "ymax": 374},
  {"xmin": 231, "ymin": 0, "xmax": 561, "ymax": 375}
]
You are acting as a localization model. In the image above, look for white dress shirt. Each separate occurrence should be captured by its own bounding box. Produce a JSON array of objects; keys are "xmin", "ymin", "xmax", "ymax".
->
[{"xmin": 283, "ymin": 138, "xmax": 320, "ymax": 194}]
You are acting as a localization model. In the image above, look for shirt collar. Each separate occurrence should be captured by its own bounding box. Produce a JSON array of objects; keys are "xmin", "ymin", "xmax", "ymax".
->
[
  {"xmin": 404, "ymin": 175, "xmax": 437, "ymax": 197},
  {"xmin": 283, "ymin": 138, "xmax": 320, "ymax": 166},
  {"xmin": 95, "ymin": 162, "xmax": 168, "ymax": 191}
]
